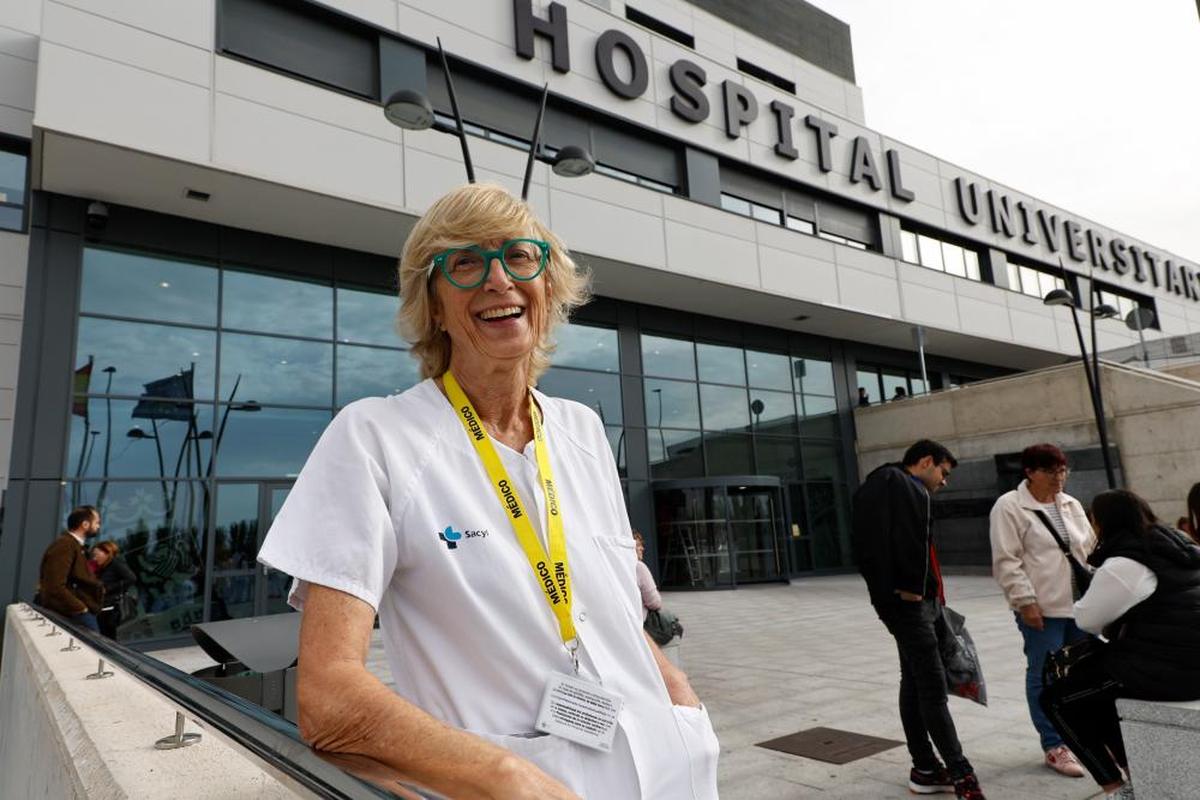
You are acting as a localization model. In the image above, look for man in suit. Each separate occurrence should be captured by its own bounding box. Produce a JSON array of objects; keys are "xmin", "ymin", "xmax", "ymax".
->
[{"xmin": 38, "ymin": 505, "xmax": 105, "ymax": 631}]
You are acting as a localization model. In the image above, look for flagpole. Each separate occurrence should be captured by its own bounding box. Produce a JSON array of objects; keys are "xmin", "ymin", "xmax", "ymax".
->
[
  {"xmin": 72, "ymin": 355, "xmax": 95, "ymax": 506},
  {"xmin": 96, "ymin": 366, "xmax": 116, "ymax": 510}
]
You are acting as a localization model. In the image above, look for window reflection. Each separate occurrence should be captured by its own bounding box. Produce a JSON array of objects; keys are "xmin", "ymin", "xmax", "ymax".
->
[
  {"xmin": 704, "ymin": 432, "xmax": 753, "ymax": 475},
  {"xmin": 552, "ymin": 323, "xmax": 619, "ymax": 373},
  {"xmin": 68, "ymin": 399, "xmax": 214, "ymax": 479},
  {"xmin": 802, "ymin": 441, "xmax": 843, "ymax": 480},
  {"xmin": 648, "ymin": 428, "xmax": 704, "ymax": 479},
  {"xmin": 0, "ymin": 141, "xmax": 29, "ymax": 231},
  {"xmin": 756, "ymin": 436, "xmax": 801, "ymax": 479},
  {"xmin": 700, "ymin": 383, "xmax": 749, "ymax": 431},
  {"xmin": 337, "ymin": 285, "xmax": 402, "ymax": 346},
  {"xmin": 214, "ymin": 407, "xmax": 330, "ymax": 477},
  {"xmin": 539, "ymin": 368, "xmax": 623, "ymax": 425},
  {"xmin": 66, "ymin": 480, "xmax": 208, "ymax": 642},
  {"xmin": 796, "ymin": 358, "xmax": 835, "ymax": 396},
  {"xmin": 605, "ymin": 425, "xmax": 626, "ymax": 476},
  {"xmin": 697, "ymin": 343, "xmax": 746, "ymax": 385},
  {"xmin": 212, "ymin": 483, "xmax": 260, "ymax": 570},
  {"xmin": 644, "ymin": 379, "xmax": 699, "ymax": 428},
  {"xmin": 641, "ymin": 335, "xmax": 695, "ymax": 380},
  {"xmin": 337, "ymin": 345, "xmax": 422, "ymax": 406},
  {"xmin": 220, "ymin": 333, "xmax": 333, "ymax": 407},
  {"xmin": 748, "ymin": 389, "xmax": 796, "ymax": 434},
  {"xmin": 222, "ymin": 268, "xmax": 333, "ymax": 339},
  {"xmin": 81, "ymin": 248, "xmax": 218, "ymax": 326},
  {"xmin": 75, "ymin": 318, "xmax": 216, "ymax": 400},
  {"xmin": 745, "ymin": 350, "xmax": 792, "ymax": 391}
]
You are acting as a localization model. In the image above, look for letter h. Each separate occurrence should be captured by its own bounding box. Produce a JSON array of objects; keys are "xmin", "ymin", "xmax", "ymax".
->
[{"xmin": 514, "ymin": 0, "xmax": 570, "ymax": 73}]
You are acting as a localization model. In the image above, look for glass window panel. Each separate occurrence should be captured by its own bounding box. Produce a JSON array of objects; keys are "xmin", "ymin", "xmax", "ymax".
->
[
  {"xmin": 648, "ymin": 428, "xmax": 704, "ymax": 479},
  {"xmin": 1007, "ymin": 261, "xmax": 1021, "ymax": 292},
  {"xmin": 220, "ymin": 334, "xmax": 332, "ymax": 407},
  {"xmin": 704, "ymin": 432, "xmax": 753, "ymax": 476},
  {"xmin": 748, "ymin": 389, "xmax": 797, "ymax": 434},
  {"xmin": 336, "ymin": 285, "xmax": 402, "ymax": 346},
  {"xmin": 696, "ymin": 343, "xmax": 746, "ymax": 385},
  {"xmin": 552, "ymin": 322, "xmax": 619, "ymax": 372},
  {"xmin": 76, "ymin": 317, "xmax": 216, "ymax": 400},
  {"xmin": 963, "ymin": 250, "xmax": 981, "ymax": 281},
  {"xmin": 215, "ymin": 407, "xmax": 331, "ymax": 477},
  {"xmin": 0, "ymin": 146, "xmax": 28, "ymax": 230},
  {"xmin": 337, "ymin": 345, "xmax": 422, "ymax": 406},
  {"xmin": 745, "ymin": 350, "xmax": 791, "ymax": 391},
  {"xmin": 644, "ymin": 378, "xmax": 699, "ymax": 428},
  {"xmin": 605, "ymin": 425, "xmax": 626, "ymax": 477},
  {"xmin": 720, "ymin": 193, "xmax": 751, "ymax": 216},
  {"xmin": 855, "ymin": 369, "xmax": 880, "ymax": 406},
  {"xmin": 796, "ymin": 358, "xmax": 834, "ymax": 396},
  {"xmin": 882, "ymin": 372, "xmax": 909, "ymax": 402},
  {"xmin": 802, "ymin": 441, "xmax": 844, "ymax": 481},
  {"xmin": 1020, "ymin": 266, "xmax": 1042, "ymax": 298},
  {"xmin": 941, "ymin": 242, "xmax": 967, "ymax": 277},
  {"xmin": 539, "ymin": 368, "xmax": 624, "ymax": 425},
  {"xmin": 66, "ymin": 479, "xmax": 208, "ymax": 642},
  {"xmin": 212, "ymin": 483, "xmax": 260, "ymax": 570},
  {"xmin": 81, "ymin": 248, "xmax": 218, "ymax": 326},
  {"xmin": 798, "ymin": 407, "xmax": 839, "ymax": 438},
  {"xmin": 222, "ymin": 269, "xmax": 333, "ymax": 338},
  {"xmin": 700, "ymin": 383, "xmax": 749, "ymax": 431},
  {"xmin": 911, "ymin": 376, "xmax": 928, "ymax": 395},
  {"xmin": 210, "ymin": 574, "xmax": 257, "ymax": 621},
  {"xmin": 917, "ymin": 235, "xmax": 944, "ymax": 270},
  {"xmin": 751, "ymin": 203, "xmax": 781, "ymax": 225},
  {"xmin": 900, "ymin": 230, "xmax": 919, "ymax": 263},
  {"xmin": 1038, "ymin": 271, "xmax": 1060, "ymax": 299},
  {"xmin": 801, "ymin": 394, "xmax": 838, "ymax": 419},
  {"xmin": 641, "ymin": 334, "xmax": 695, "ymax": 380},
  {"xmin": 786, "ymin": 216, "xmax": 815, "ymax": 235},
  {"xmin": 806, "ymin": 481, "xmax": 851, "ymax": 569},
  {"xmin": 845, "ymin": 239, "xmax": 868, "ymax": 251},
  {"xmin": 755, "ymin": 436, "xmax": 800, "ymax": 479},
  {"xmin": 68, "ymin": 399, "xmax": 214, "ymax": 479}
]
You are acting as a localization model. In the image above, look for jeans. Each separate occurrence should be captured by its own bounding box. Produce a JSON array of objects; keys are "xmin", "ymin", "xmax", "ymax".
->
[
  {"xmin": 1014, "ymin": 613, "xmax": 1087, "ymax": 750},
  {"xmin": 70, "ymin": 611, "xmax": 100, "ymax": 633},
  {"xmin": 1039, "ymin": 650, "xmax": 1127, "ymax": 786},
  {"xmin": 877, "ymin": 598, "xmax": 972, "ymax": 779}
]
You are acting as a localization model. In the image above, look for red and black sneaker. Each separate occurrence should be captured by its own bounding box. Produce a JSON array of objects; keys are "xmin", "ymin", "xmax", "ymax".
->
[
  {"xmin": 908, "ymin": 765, "xmax": 954, "ymax": 794},
  {"xmin": 953, "ymin": 773, "xmax": 986, "ymax": 800}
]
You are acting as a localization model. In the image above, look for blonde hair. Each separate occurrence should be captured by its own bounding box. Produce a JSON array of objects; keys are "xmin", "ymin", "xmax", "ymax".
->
[{"xmin": 397, "ymin": 183, "xmax": 590, "ymax": 381}]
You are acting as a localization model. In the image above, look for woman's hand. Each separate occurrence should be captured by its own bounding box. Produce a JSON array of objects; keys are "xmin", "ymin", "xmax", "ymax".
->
[
  {"xmin": 490, "ymin": 753, "xmax": 582, "ymax": 800},
  {"xmin": 664, "ymin": 668, "xmax": 702, "ymax": 708}
]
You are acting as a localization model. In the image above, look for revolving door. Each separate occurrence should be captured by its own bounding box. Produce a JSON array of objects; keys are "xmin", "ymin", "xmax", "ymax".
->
[{"xmin": 653, "ymin": 477, "xmax": 788, "ymax": 589}]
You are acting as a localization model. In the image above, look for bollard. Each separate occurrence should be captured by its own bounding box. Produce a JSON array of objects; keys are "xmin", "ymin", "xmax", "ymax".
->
[
  {"xmin": 154, "ymin": 712, "xmax": 202, "ymax": 750},
  {"xmin": 85, "ymin": 658, "xmax": 114, "ymax": 680},
  {"xmin": 60, "ymin": 637, "xmax": 81, "ymax": 652},
  {"xmin": 45, "ymin": 625, "xmax": 62, "ymax": 637}
]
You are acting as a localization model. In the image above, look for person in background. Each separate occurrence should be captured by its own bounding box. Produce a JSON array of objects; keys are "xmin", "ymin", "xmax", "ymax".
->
[
  {"xmin": 989, "ymin": 444, "xmax": 1093, "ymax": 778},
  {"xmin": 892, "ymin": 386, "xmax": 908, "ymax": 401},
  {"xmin": 1041, "ymin": 490, "xmax": 1200, "ymax": 799},
  {"xmin": 857, "ymin": 387, "xmax": 871, "ymax": 407},
  {"xmin": 90, "ymin": 540, "xmax": 137, "ymax": 639},
  {"xmin": 1183, "ymin": 482, "xmax": 1200, "ymax": 543},
  {"xmin": 37, "ymin": 505, "xmax": 105, "ymax": 632},
  {"xmin": 853, "ymin": 439, "xmax": 987, "ymax": 800},
  {"xmin": 632, "ymin": 531, "xmax": 661, "ymax": 619}
]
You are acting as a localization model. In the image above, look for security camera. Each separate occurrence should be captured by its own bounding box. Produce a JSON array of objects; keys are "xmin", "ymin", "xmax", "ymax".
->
[{"xmin": 86, "ymin": 201, "xmax": 109, "ymax": 230}]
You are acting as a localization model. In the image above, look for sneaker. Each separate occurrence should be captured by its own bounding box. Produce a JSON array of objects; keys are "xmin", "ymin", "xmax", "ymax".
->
[
  {"xmin": 953, "ymin": 773, "xmax": 986, "ymax": 800},
  {"xmin": 1044, "ymin": 745, "xmax": 1086, "ymax": 777},
  {"xmin": 1107, "ymin": 783, "xmax": 1135, "ymax": 799},
  {"xmin": 908, "ymin": 765, "xmax": 954, "ymax": 794}
]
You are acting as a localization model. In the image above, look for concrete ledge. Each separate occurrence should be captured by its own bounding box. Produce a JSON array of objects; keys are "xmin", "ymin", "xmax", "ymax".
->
[
  {"xmin": 0, "ymin": 605, "xmax": 294, "ymax": 798},
  {"xmin": 1118, "ymin": 697, "xmax": 1200, "ymax": 800}
]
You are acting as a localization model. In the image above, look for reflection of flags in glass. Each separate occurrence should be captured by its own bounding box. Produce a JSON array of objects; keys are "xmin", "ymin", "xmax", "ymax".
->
[
  {"xmin": 132, "ymin": 368, "xmax": 195, "ymax": 422},
  {"xmin": 72, "ymin": 357, "xmax": 94, "ymax": 418}
]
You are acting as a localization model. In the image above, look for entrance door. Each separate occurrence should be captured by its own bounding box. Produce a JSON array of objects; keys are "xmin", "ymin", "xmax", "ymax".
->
[
  {"xmin": 654, "ymin": 477, "xmax": 787, "ymax": 589},
  {"xmin": 209, "ymin": 481, "xmax": 294, "ymax": 620}
]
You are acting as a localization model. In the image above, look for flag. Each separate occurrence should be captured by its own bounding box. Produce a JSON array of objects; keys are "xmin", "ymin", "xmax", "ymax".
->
[
  {"xmin": 132, "ymin": 368, "xmax": 195, "ymax": 422},
  {"xmin": 72, "ymin": 357, "xmax": 93, "ymax": 418}
]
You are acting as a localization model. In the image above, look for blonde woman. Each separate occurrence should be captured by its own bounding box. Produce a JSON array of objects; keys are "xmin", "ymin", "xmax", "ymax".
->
[{"xmin": 259, "ymin": 184, "xmax": 719, "ymax": 799}]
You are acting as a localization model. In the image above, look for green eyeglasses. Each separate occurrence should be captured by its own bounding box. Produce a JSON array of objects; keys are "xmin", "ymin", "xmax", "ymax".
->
[{"xmin": 430, "ymin": 238, "xmax": 550, "ymax": 289}]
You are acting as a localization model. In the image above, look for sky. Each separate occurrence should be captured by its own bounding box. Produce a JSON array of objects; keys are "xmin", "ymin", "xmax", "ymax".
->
[{"xmin": 805, "ymin": 0, "xmax": 1200, "ymax": 263}]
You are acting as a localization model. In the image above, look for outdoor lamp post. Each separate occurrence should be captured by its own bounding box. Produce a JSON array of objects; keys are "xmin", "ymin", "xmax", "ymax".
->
[
  {"xmin": 1043, "ymin": 288, "xmax": 1118, "ymax": 488},
  {"xmin": 1125, "ymin": 307, "xmax": 1158, "ymax": 368}
]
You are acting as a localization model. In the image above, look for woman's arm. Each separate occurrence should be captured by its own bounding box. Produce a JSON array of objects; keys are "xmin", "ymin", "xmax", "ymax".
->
[
  {"xmin": 635, "ymin": 561, "xmax": 662, "ymax": 612},
  {"xmin": 1073, "ymin": 557, "xmax": 1157, "ymax": 635},
  {"xmin": 299, "ymin": 584, "xmax": 580, "ymax": 800},
  {"xmin": 643, "ymin": 631, "xmax": 700, "ymax": 707}
]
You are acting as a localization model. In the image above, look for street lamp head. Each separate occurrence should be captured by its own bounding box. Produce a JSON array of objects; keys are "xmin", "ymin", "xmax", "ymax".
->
[
  {"xmin": 238, "ymin": 401, "xmax": 262, "ymax": 413},
  {"xmin": 1093, "ymin": 303, "xmax": 1120, "ymax": 320},
  {"xmin": 102, "ymin": 365, "xmax": 116, "ymax": 373},
  {"xmin": 1125, "ymin": 306, "xmax": 1157, "ymax": 331},
  {"xmin": 551, "ymin": 145, "xmax": 596, "ymax": 178},
  {"xmin": 383, "ymin": 89, "xmax": 435, "ymax": 130},
  {"xmin": 195, "ymin": 430, "xmax": 214, "ymax": 440},
  {"xmin": 1042, "ymin": 288, "xmax": 1076, "ymax": 307},
  {"xmin": 126, "ymin": 427, "xmax": 148, "ymax": 439}
]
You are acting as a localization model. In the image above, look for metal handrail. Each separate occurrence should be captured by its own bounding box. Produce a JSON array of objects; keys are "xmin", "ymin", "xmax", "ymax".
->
[{"xmin": 18, "ymin": 603, "xmax": 440, "ymax": 799}]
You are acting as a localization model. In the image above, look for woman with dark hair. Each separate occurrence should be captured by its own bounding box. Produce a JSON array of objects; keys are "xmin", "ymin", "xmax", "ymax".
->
[
  {"xmin": 1184, "ymin": 482, "xmax": 1200, "ymax": 542},
  {"xmin": 1040, "ymin": 489, "xmax": 1200, "ymax": 799},
  {"xmin": 89, "ymin": 540, "xmax": 137, "ymax": 639}
]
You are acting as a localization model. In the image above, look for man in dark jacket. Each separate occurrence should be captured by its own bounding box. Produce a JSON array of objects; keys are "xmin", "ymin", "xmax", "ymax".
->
[
  {"xmin": 852, "ymin": 440, "xmax": 987, "ymax": 800},
  {"xmin": 37, "ymin": 505, "xmax": 105, "ymax": 631}
]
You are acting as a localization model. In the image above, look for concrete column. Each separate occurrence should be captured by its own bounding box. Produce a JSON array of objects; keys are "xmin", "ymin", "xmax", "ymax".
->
[{"xmin": 984, "ymin": 248, "xmax": 1009, "ymax": 289}]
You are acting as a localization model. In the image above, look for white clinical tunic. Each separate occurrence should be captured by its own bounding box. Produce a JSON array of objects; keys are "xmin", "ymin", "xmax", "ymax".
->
[{"xmin": 258, "ymin": 379, "xmax": 720, "ymax": 799}]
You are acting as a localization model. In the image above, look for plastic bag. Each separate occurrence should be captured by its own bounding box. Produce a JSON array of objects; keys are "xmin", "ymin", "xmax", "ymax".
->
[
  {"xmin": 644, "ymin": 607, "xmax": 684, "ymax": 646},
  {"xmin": 937, "ymin": 605, "xmax": 987, "ymax": 706}
]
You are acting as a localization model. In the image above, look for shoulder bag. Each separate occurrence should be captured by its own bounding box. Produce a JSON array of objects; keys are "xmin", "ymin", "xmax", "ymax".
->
[{"xmin": 1032, "ymin": 509, "xmax": 1093, "ymax": 597}]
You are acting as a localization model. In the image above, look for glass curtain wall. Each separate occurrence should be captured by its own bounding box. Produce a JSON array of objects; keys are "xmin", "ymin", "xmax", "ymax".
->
[{"xmin": 67, "ymin": 246, "xmax": 419, "ymax": 642}]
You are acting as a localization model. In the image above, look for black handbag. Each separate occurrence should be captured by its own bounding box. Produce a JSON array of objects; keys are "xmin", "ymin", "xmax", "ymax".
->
[
  {"xmin": 1042, "ymin": 636, "xmax": 1105, "ymax": 685},
  {"xmin": 1032, "ymin": 509, "xmax": 1094, "ymax": 597}
]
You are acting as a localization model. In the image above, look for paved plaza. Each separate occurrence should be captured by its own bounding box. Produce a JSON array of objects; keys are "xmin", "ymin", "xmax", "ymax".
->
[{"xmin": 152, "ymin": 574, "xmax": 1106, "ymax": 799}]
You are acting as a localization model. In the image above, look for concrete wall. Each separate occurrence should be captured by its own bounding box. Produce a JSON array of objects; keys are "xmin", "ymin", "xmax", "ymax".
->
[
  {"xmin": 0, "ymin": 605, "xmax": 293, "ymax": 798},
  {"xmin": 1163, "ymin": 362, "xmax": 1200, "ymax": 384},
  {"xmin": 854, "ymin": 361, "xmax": 1200, "ymax": 563}
]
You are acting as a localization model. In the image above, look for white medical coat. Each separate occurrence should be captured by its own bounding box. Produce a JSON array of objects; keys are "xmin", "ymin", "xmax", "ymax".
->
[{"xmin": 258, "ymin": 379, "xmax": 720, "ymax": 799}]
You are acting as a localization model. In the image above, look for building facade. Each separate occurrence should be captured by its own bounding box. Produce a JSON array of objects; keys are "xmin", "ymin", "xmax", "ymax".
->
[{"xmin": 2, "ymin": 0, "xmax": 1198, "ymax": 645}]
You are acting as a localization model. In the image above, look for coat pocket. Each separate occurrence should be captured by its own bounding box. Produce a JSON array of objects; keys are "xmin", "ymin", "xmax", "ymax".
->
[
  {"xmin": 469, "ymin": 730, "xmax": 586, "ymax": 796},
  {"xmin": 670, "ymin": 704, "xmax": 720, "ymax": 800}
]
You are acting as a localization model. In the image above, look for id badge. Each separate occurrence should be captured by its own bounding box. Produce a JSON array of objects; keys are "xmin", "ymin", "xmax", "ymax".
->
[{"xmin": 535, "ymin": 672, "xmax": 623, "ymax": 752}]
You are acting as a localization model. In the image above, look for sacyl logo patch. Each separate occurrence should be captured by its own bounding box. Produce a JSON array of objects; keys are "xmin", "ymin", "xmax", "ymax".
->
[{"xmin": 438, "ymin": 526, "xmax": 489, "ymax": 550}]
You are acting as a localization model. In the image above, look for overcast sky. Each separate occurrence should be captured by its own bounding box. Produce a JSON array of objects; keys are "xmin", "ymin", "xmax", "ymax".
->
[{"xmin": 806, "ymin": 0, "xmax": 1200, "ymax": 263}]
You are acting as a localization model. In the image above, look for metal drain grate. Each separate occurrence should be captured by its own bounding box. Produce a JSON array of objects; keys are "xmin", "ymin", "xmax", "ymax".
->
[{"xmin": 756, "ymin": 726, "xmax": 903, "ymax": 764}]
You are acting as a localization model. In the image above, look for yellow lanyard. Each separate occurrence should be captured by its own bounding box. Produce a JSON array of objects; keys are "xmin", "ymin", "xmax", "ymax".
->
[{"xmin": 442, "ymin": 371, "xmax": 577, "ymax": 653}]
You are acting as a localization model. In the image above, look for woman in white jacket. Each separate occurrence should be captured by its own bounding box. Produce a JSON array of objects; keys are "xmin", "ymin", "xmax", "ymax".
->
[{"xmin": 988, "ymin": 443, "xmax": 1095, "ymax": 778}]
